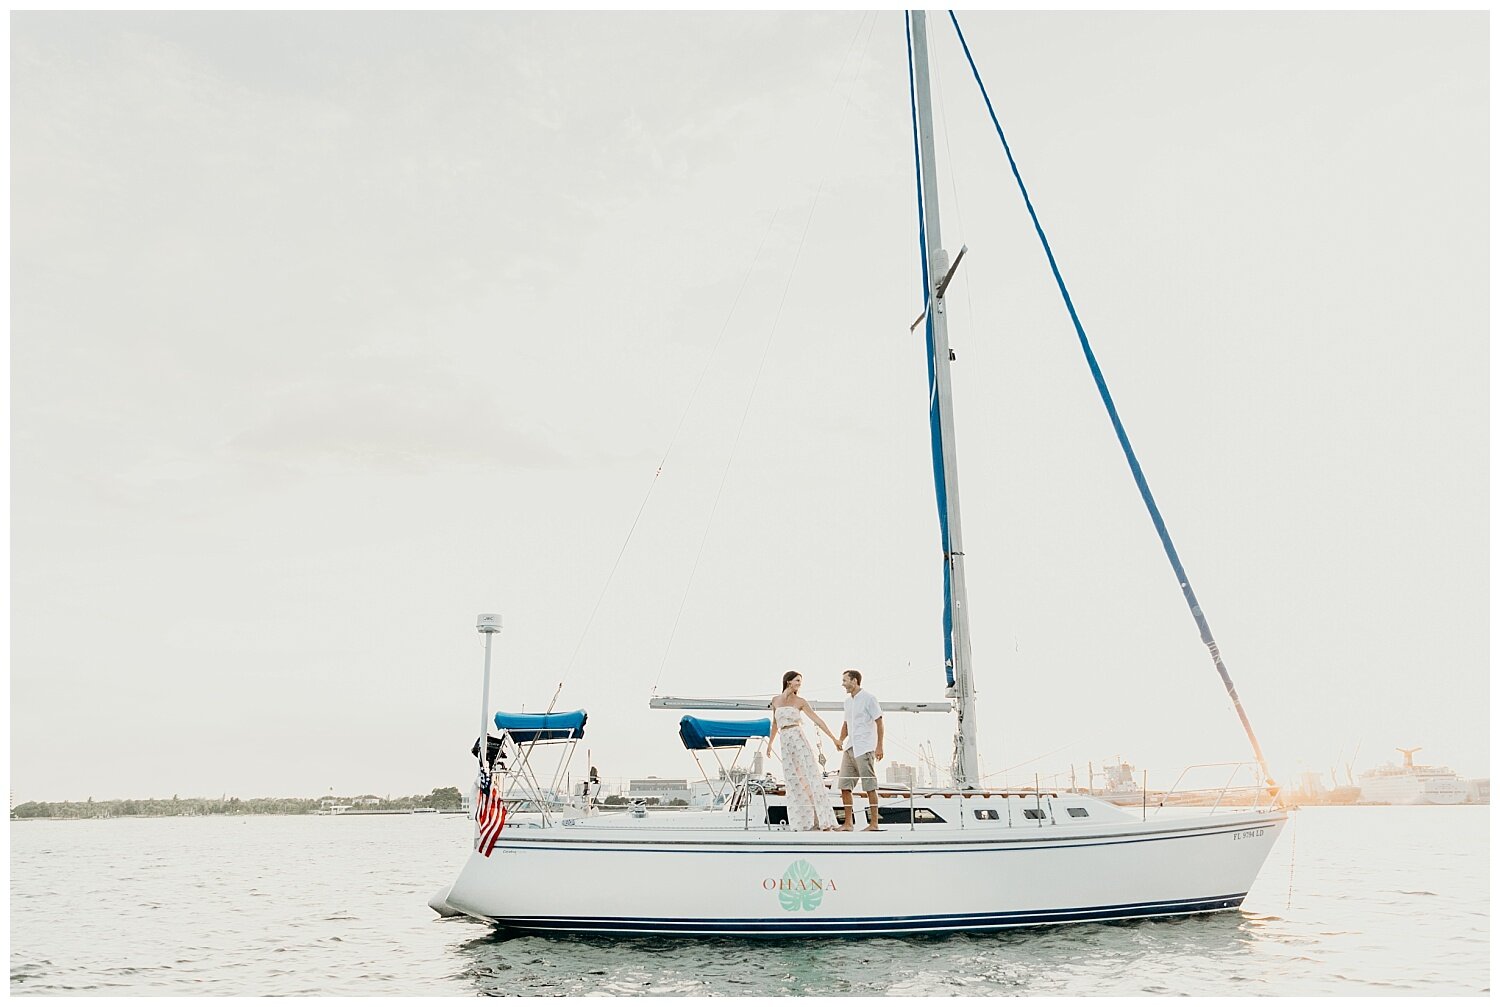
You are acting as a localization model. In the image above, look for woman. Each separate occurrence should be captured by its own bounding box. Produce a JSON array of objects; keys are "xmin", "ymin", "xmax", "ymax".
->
[{"xmin": 767, "ymin": 670, "xmax": 842, "ymax": 832}]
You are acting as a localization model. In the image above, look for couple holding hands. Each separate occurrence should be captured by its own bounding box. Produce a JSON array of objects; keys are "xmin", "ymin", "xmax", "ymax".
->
[{"xmin": 768, "ymin": 669, "xmax": 884, "ymax": 832}]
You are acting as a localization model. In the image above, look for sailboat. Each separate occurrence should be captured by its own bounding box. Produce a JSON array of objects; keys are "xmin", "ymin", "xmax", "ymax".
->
[{"xmin": 431, "ymin": 11, "xmax": 1286, "ymax": 937}]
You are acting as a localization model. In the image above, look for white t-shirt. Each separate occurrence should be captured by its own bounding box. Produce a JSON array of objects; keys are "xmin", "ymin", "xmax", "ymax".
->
[{"xmin": 843, "ymin": 690, "xmax": 883, "ymax": 757}]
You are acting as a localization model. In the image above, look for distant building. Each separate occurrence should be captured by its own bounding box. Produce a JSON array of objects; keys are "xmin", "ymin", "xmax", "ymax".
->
[
  {"xmin": 1297, "ymin": 771, "xmax": 1327, "ymax": 798},
  {"xmin": 627, "ymin": 777, "xmax": 692, "ymax": 804},
  {"xmin": 887, "ymin": 762, "xmax": 916, "ymax": 789},
  {"xmin": 690, "ymin": 780, "xmax": 726, "ymax": 808},
  {"xmin": 687, "ymin": 768, "xmax": 755, "ymax": 808},
  {"xmin": 353, "ymin": 796, "xmax": 382, "ymax": 806}
]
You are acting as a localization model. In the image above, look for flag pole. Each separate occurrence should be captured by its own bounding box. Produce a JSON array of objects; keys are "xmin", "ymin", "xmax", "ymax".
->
[{"xmin": 475, "ymin": 613, "xmax": 501, "ymax": 848}]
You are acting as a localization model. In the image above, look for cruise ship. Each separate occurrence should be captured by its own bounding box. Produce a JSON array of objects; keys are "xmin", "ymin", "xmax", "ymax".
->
[{"xmin": 1358, "ymin": 748, "xmax": 1467, "ymax": 805}]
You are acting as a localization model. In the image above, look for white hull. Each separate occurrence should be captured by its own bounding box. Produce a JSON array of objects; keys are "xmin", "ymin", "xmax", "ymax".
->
[{"xmin": 439, "ymin": 796, "xmax": 1286, "ymax": 936}]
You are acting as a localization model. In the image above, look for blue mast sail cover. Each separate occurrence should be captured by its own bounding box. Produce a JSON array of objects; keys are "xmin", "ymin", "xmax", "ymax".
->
[
  {"xmin": 906, "ymin": 13, "xmax": 956, "ymax": 689},
  {"xmin": 678, "ymin": 716, "xmax": 771, "ymax": 751},
  {"xmin": 493, "ymin": 710, "xmax": 587, "ymax": 743}
]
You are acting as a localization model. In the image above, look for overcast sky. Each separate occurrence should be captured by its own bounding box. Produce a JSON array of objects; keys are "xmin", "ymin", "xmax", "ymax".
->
[{"xmin": 11, "ymin": 12, "xmax": 1487, "ymax": 803}]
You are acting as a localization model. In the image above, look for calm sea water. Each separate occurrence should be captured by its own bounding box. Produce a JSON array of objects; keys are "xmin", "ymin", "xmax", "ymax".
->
[{"xmin": 9, "ymin": 806, "xmax": 1488, "ymax": 996}]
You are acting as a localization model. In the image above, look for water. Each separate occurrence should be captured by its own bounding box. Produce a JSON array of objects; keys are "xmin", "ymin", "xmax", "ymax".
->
[{"xmin": 9, "ymin": 806, "xmax": 1488, "ymax": 995}]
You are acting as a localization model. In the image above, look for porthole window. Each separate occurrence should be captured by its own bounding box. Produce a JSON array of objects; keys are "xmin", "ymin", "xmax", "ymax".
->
[
  {"xmin": 1067, "ymin": 808, "xmax": 1090, "ymax": 818},
  {"xmin": 973, "ymin": 808, "xmax": 1000, "ymax": 820},
  {"xmin": 1022, "ymin": 808, "xmax": 1046, "ymax": 820},
  {"xmin": 877, "ymin": 807, "xmax": 946, "ymax": 825}
]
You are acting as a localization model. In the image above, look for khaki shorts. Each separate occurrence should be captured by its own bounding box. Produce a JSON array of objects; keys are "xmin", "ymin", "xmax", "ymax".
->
[{"xmin": 839, "ymin": 750, "xmax": 878, "ymax": 793}]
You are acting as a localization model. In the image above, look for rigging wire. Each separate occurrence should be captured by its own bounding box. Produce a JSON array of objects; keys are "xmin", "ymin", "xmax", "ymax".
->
[
  {"xmin": 1285, "ymin": 807, "xmax": 1299, "ymax": 909},
  {"xmin": 545, "ymin": 14, "xmax": 882, "ymax": 714},
  {"xmin": 543, "ymin": 203, "xmax": 788, "ymax": 714},
  {"xmin": 650, "ymin": 12, "xmax": 883, "ymax": 696},
  {"xmin": 930, "ymin": 19, "xmax": 981, "ymax": 337},
  {"xmin": 980, "ymin": 743, "xmax": 1076, "ymax": 783},
  {"xmin": 930, "ymin": 20, "xmax": 984, "ymax": 398},
  {"xmin": 947, "ymin": 10, "xmax": 1279, "ymax": 797}
]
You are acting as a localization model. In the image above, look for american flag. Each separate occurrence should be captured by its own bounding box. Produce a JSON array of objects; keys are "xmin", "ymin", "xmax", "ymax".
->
[{"xmin": 475, "ymin": 767, "xmax": 507, "ymax": 857}]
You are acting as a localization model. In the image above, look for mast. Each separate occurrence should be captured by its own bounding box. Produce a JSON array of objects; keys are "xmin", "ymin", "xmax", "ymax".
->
[
  {"xmin": 475, "ymin": 613, "xmax": 501, "ymax": 846},
  {"xmin": 908, "ymin": 10, "xmax": 979, "ymax": 789}
]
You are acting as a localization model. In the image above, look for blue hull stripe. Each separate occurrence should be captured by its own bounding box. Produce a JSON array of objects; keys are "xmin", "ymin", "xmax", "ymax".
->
[
  {"xmin": 485, "ymin": 893, "xmax": 1248, "ymax": 935},
  {"xmin": 495, "ymin": 821, "xmax": 1280, "ymax": 856}
]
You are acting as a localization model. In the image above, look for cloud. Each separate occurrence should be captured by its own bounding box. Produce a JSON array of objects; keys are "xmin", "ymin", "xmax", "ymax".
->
[{"xmin": 226, "ymin": 355, "xmax": 574, "ymax": 473}]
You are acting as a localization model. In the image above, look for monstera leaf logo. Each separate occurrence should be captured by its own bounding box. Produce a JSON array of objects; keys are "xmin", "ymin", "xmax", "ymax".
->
[{"xmin": 779, "ymin": 859, "xmax": 823, "ymax": 912}]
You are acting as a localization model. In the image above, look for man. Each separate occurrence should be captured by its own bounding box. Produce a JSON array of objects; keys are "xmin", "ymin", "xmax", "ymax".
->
[{"xmin": 836, "ymin": 669, "xmax": 884, "ymax": 832}]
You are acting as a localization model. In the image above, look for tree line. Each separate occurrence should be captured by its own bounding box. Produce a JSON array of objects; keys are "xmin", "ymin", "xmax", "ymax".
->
[{"xmin": 10, "ymin": 787, "xmax": 464, "ymax": 819}]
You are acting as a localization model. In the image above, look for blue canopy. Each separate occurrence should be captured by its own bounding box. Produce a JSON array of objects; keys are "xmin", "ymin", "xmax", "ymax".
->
[
  {"xmin": 678, "ymin": 715, "xmax": 771, "ymax": 751},
  {"xmin": 494, "ymin": 710, "xmax": 587, "ymax": 744}
]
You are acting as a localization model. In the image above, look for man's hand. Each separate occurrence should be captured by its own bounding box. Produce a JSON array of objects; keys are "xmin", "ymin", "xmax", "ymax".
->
[{"xmin": 875, "ymin": 746, "xmax": 884, "ymax": 761}]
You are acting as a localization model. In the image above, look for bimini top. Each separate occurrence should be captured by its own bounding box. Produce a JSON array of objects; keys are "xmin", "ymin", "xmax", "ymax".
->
[
  {"xmin": 678, "ymin": 715, "xmax": 771, "ymax": 751},
  {"xmin": 493, "ymin": 710, "xmax": 587, "ymax": 744}
]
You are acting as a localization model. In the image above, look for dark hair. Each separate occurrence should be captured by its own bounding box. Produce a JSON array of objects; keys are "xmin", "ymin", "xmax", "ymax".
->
[
  {"xmin": 781, "ymin": 670, "xmax": 801, "ymax": 690},
  {"xmin": 843, "ymin": 668, "xmax": 863, "ymax": 685}
]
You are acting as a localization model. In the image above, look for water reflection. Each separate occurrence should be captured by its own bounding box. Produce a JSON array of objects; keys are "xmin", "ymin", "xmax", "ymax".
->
[{"xmin": 451, "ymin": 911, "xmax": 1282, "ymax": 996}]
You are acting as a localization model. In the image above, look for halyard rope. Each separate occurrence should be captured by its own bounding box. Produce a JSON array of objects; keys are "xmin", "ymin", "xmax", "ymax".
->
[
  {"xmin": 947, "ymin": 10, "xmax": 1279, "ymax": 794},
  {"xmin": 553, "ymin": 14, "xmax": 881, "ymax": 712},
  {"xmin": 1285, "ymin": 808, "xmax": 1298, "ymax": 909}
]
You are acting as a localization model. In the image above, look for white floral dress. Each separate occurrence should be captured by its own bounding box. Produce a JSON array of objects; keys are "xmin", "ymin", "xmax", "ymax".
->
[{"xmin": 775, "ymin": 706, "xmax": 837, "ymax": 831}]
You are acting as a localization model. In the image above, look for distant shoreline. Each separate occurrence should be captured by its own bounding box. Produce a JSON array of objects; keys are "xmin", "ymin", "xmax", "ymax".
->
[
  {"xmin": 8, "ymin": 788, "xmax": 467, "ymax": 821},
  {"xmin": 11, "ymin": 810, "xmax": 470, "ymax": 821}
]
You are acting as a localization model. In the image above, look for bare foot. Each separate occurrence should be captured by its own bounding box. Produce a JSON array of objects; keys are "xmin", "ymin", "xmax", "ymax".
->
[
  {"xmin": 837, "ymin": 824, "xmax": 854, "ymax": 832},
  {"xmin": 863, "ymin": 825, "xmax": 883, "ymax": 832}
]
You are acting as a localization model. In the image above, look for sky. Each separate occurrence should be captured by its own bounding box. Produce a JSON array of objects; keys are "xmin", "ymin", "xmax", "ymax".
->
[{"xmin": 10, "ymin": 11, "xmax": 1488, "ymax": 804}]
